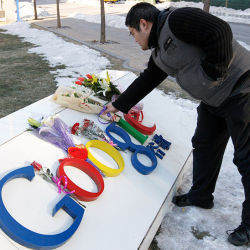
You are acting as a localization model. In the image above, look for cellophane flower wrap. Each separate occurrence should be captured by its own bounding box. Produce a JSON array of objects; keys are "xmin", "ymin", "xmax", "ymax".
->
[{"xmin": 31, "ymin": 117, "xmax": 75, "ymax": 153}]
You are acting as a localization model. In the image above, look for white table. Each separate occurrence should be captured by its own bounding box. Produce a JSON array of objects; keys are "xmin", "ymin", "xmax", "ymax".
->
[{"xmin": 0, "ymin": 71, "xmax": 192, "ymax": 250}]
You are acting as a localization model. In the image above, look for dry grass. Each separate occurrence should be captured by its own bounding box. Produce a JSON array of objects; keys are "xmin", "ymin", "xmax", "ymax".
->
[{"xmin": 0, "ymin": 29, "xmax": 65, "ymax": 118}]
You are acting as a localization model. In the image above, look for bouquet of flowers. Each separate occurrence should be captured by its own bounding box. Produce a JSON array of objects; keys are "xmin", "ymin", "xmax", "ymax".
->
[
  {"xmin": 75, "ymin": 71, "xmax": 121, "ymax": 101},
  {"xmin": 52, "ymin": 85, "xmax": 106, "ymax": 114},
  {"xmin": 28, "ymin": 117, "xmax": 75, "ymax": 153},
  {"xmin": 71, "ymin": 119, "xmax": 116, "ymax": 147}
]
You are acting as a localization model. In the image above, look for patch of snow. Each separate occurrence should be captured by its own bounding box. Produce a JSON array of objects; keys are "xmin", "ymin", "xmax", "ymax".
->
[
  {"xmin": 2, "ymin": 22, "xmax": 110, "ymax": 87},
  {"xmin": 69, "ymin": 13, "xmax": 127, "ymax": 29},
  {"xmin": 69, "ymin": 1, "xmax": 250, "ymax": 27},
  {"xmin": 18, "ymin": 2, "xmax": 51, "ymax": 20}
]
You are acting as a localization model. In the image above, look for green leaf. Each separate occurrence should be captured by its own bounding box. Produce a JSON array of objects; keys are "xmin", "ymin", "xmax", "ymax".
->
[{"xmin": 28, "ymin": 118, "xmax": 41, "ymax": 128}]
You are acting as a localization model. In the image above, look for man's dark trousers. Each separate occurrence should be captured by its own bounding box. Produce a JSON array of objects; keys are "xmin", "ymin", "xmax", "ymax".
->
[{"xmin": 187, "ymin": 91, "xmax": 250, "ymax": 226}]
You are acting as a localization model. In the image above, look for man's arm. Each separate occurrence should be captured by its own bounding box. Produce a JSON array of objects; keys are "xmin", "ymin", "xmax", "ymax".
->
[
  {"xmin": 169, "ymin": 7, "xmax": 233, "ymax": 80},
  {"xmin": 111, "ymin": 56, "xmax": 168, "ymax": 113}
]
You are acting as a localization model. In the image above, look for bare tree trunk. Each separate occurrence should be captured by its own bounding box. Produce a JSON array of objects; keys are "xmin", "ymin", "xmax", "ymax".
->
[
  {"xmin": 33, "ymin": 0, "xmax": 38, "ymax": 20},
  {"xmin": 203, "ymin": 0, "xmax": 211, "ymax": 13},
  {"xmin": 56, "ymin": 0, "xmax": 61, "ymax": 28},
  {"xmin": 100, "ymin": 0, "xmax": 105, "ymax": 43}
]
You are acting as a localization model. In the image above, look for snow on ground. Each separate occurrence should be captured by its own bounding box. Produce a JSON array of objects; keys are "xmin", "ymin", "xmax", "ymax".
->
[
  {"xmin": 69, "ymin": 0, "xmax": 250, "ymax": 27},
  {"xmin": 238, "ymin": 41, "xmax": 250, "ymax": 51},
  {"xmin": 2, "ymin": 14, "xmax": 250, "ymax": 250},
  {"xmin": 15, "ymin": 0, "xmax": 250, "ymax": 27},
  {"xmin": 66, "ymin": 0, "xmax": 101, "ymax": 7},
  {"xmin": 68, "ymin": 12, "xmax": 127, "ymax": 29},
  {"xmin": 156, "ymin": 140, "xmax": 247, "ymax": 250},
  {"xmin": 18, "ymin": 2, "xmax": 51, "ymax": 20},
  {"xmin": 2, "ymin": 22, "xmax": 110, "ymax": 86},
  {"xmin": 157, "ymin": 1, "xmax": 250, "ymax": 25}
]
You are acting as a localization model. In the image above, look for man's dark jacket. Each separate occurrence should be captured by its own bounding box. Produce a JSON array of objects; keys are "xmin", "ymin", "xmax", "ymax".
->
[{"xmin": 113, "ymin": 7, "xmax": 250, "ymax": 113}]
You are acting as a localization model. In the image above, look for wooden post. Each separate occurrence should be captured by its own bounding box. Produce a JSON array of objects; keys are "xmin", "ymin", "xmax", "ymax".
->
[
  {"xmin": 225, "ymin": 0, "xmax": 228, "ymax": 8},
  {"xmin": 56, "ymin": 0, "xmax": 61, "ymax": 28},
  {"xmin": 33, "ymin": 0, "xmax": 37, "ymax": 20},
  {"xmin": 100, "ymin": 0, "xmax": 106, "ymax": 43},
  {"xmin": 203, "ymin": 0, "xmax": 211, "ymax": 13}
]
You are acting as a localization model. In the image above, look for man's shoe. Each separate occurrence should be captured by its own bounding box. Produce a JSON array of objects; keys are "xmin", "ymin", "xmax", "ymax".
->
[
  {"xmin": 227, "ymin": 224, "xmax": 250, "ymax": 246},
  {"xmin": 172, "ymin": 194, "xmax": 214, "ymax": 209}
]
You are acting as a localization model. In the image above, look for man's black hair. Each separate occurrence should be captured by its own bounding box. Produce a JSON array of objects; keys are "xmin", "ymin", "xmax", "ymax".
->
[{"xmin": 125, "ymin": 2, "xmax": 160, "ymax": 31}]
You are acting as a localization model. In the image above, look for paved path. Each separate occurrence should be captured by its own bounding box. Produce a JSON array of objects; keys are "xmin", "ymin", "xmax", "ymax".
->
[{"xmin": 32, "ymin": 17, "xmax": 151, "ymax": 72}]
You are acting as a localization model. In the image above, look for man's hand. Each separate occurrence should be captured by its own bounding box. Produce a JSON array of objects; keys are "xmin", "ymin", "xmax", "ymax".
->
[{"xmin": 102, "ymin": 103, "xmax": 119, "ymax": 115}]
